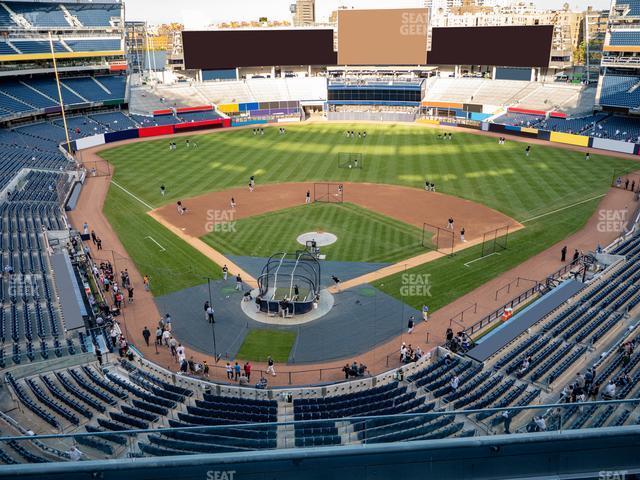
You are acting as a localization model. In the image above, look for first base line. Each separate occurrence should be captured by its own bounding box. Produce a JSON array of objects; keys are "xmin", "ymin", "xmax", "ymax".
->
[
  {"xmin": 464, "ymin": 252, "xmax": 500, "ymax": 267},
  {"xmin": 145, "ymin": 236, "xmax": 166, "ymax": 251}
]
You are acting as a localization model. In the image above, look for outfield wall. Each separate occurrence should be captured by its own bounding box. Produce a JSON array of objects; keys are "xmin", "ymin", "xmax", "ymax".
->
[
  {"xmin": 69, "ymin": 117, "xmax": 231, "ymax": 152},
  {"xmin": 478, "ymin": 121, "xmax": 640, "ymax": 155},
  {"xmin": 69, "ymin": 110, "xmax": 640, "ymax": 161}
]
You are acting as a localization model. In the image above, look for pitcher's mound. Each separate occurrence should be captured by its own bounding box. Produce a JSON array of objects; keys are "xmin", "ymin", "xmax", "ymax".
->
[{"xmin": 297, "ymin": 231, "xmax": 337, "ymax": 247}]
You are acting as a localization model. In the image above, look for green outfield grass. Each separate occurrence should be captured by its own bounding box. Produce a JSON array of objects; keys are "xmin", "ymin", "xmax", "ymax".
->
[
  {"xmin": 202, "ymin": 202, "xmax": 426, "ymax": 263},
  {"xmin": 236, "ymin": 329, "xmax": 296, "ymax": 363},
  {"xmin": 374, "ymin": 197, "xmax": 600, "ymax": 313},
  {"xmin": 103, "ymin": 185, "xmax": 221, "ymax": 296},
  {"xmin": 98, "ymin": 123, "xmax": 638, "ymax": 304}
]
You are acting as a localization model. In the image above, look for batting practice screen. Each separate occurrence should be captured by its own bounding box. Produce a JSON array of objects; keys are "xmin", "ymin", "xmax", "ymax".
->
[{"xmin": 314, "ymin": 183, "xmax": 344, "ymax": 203}]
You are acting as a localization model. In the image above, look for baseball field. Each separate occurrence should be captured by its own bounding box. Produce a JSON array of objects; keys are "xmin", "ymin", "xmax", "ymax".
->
[{"xmin": 99, "ymin": 123, "xmax": 636, "ymax": 313}]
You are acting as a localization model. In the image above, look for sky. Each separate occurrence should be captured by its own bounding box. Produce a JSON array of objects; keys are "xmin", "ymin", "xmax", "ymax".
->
[{"xmin": 125, "ymin": 0, "xmax": 612, "ymax": 27}]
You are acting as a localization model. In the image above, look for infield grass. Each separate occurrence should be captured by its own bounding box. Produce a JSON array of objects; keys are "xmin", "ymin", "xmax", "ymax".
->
[
  {"xmin": 99, "ymin": 123, "xmax": 638, "ymax": 303},
  {"xmin": 374, "ymin": 197, "xmax": 600, "ymax": 313},
  {"xmin": 202, "ymin": 202, "xmax": 426, "ymax": 263}
]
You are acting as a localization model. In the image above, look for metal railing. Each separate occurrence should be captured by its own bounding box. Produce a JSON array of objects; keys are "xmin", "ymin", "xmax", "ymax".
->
[
  {"xmin": 601, "ymin": 55, "xmax": 640, "ymax": 66},
  {"xmin": 1, "ymin": 398, "xmax": 637, "ymax": 462},
  {"xmin": 462, "ymin": 258, "xmax": 584, "ymax": 338}
]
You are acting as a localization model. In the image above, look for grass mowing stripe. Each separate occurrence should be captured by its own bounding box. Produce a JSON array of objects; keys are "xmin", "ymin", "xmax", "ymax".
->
[
  {"xmin": 99, "ymin": 123, "xmax": 638, "ymax": 297},
  {"xmin": 202, "ymin": 202, "xmax": 425, "ymax": 263}
]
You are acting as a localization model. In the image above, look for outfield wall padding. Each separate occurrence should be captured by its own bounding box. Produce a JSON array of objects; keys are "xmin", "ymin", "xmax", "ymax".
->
[
  {"xmin": 104, "ymin": 129, "xmax": 139, "ymax": 143},
  {"xmin": 75, "ymin": 133, "xmax": 105, "ymax": 150},
  {"xmin": 487, "ymin": 122, "xmax": 538, "ymax": 139},
  {"xmin": 138, "ymin": 125, "xmax": 175, "ymax": 137},
  {"xmin": 240, "ymin": 102, "xmax": 260, "ymax": 112},
  {"xmin": 508, "ymin": 107, "xmax": 546, "ymax": 116},
  {"xmin": 176, "ymin": 106, "xmax": 213, "ymax": 113},
  {"xmin": 591, "ymin": 137, "xmax": 636, "ymax": 154},
  {"xmin": 549, "ymin": 131, "xmax": 589, "ymax": 147},
  {"xmin": 218, "ymin": 103, "xmax": 239, "ymax": 113},
  {"xmin": 417, "ymin": 118, "xmax": 440, "ymax": 125},
  {"xmin": 537, "ymin": 130, "xmax": 551, "ymax": 141},
  {"xmin": 232, "ymin": 118, "xmax": 268, "ymax": 127},
  {"xmin": 152, "ymin": 109, "xmax": 174, "ymax": 116},
  {"xmin": 488, "ymin": 123, "xmax": 507, "ymax": 133}
]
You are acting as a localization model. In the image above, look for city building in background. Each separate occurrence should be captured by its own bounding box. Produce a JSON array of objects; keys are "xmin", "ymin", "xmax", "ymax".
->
[
  {"xmin": 596, "ymin": 0, "xmax": 640, "ymax": 113},
  {"xmin": 125, "ymin": 20, "xmax": 147, "ymax": 74},
  {"xmin": 428, "ymin": 1, "xmax": 607, "ymax": 69},
  {"xmin": 292, "ymin": 0, "xmax": 315, "ymax": 26}
]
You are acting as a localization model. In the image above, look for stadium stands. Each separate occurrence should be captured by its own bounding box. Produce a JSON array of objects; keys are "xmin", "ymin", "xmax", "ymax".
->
[
  {"xmin": 63, "ymin": 39, "xmax": 122, "ymax": 52},
  {"xmin": 63, "ymin": 2, "xmax": 121, "ymax": 27},
  {"xmin": 130, "ymin": 77, "xmax": 327, "ymax": 114},
  {"xmin": 492, "ymin": 112, "xmax": 545, "ymax": 127},
  {"xmin": 0, "ymin": 75, "xmax": 126, "ymax": 119},
  {"xmin": 1, "ymin": 1, "xmax": 120, "ymax": 29},
  {"xmin": 421, "ymin": 78, "xmax": 585, "ymax": 112},
  {"xmin": 609, "ymin": 30, "xmax": 640, "ymax": 45},
  {"xmin": 536, "ymin": 113, "xmax": 608, "ymax": 134},
  {"xmin": 9, "ymin": 40, "xmax": 66, "ymax": 54},
  {"xmin": 0, "ymin": 0, "xmax": 640, "ymax": 470},
  {"xmin": 599, "ymin": 75, "xmax": 640, "ymax": 109},
  {"xmin": 6, "ymin": 1, "xmax": 69, "ymax": 28}
]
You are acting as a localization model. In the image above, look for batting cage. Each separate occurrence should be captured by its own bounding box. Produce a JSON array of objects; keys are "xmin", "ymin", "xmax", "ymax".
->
[
  {"xmin": 257, "ymin": 251, "xmax": 321, "ymax": 316},
  {"xmin": 480, "ymin": 225, "xmax": 510, "ymax": 258},
  {"xmin": 422, "ymin": 223, "xmax": 454, "ymax": 256},
  {"xmin": 314, "ymin": 182, "xmax": 344, "ymax": 203},
  {"xmin": 338, "ymin": 152, "xmax": 364, "ymax": 169}
]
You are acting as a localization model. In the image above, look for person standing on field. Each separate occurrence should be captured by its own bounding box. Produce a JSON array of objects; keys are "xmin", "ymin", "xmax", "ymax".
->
[
  {"xmin": 266, "ymin": 355, "xmax": 276, "ymax": 376},
  {"xmin": 142, "ymin": 327, "xmax": 150, "ymax": 346}
]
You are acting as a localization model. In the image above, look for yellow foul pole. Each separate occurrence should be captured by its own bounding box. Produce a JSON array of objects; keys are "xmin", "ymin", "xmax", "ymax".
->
[{"xmin": 48, "ymin": 32, "xmax": 72, "ymax": 155}]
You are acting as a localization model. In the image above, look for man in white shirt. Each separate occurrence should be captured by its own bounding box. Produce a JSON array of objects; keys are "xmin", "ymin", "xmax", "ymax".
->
[
  {"xmin": 603, "ymin": 381, "xmax": 616, "ymax": 399},
  {"xmin": 534, "ymin": 416, "xmax": 547, "ymax": 432},
  {"xmin": 68, "ymin": 446, "xmax": 83, "ymax": 461}
]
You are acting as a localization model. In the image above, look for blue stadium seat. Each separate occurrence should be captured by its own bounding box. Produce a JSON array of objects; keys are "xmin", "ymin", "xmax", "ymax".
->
[
  {"xmin": 7, "ymin": 2, "xmax": 68, "ymax": 27},
  {"xmin": 609, "ymin": 30, "xmax": 640, "ymax": 46},
  {"xmin": 64, "ymin": 3, "xmax": 121, "ymax": 27},
  {"xmin": 599, "ymin": 75, "xmax": 640, "ymax": 109},
  {"xmin": 64, "ymin": 39, "xmax": 121, "ymax": 52}
]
